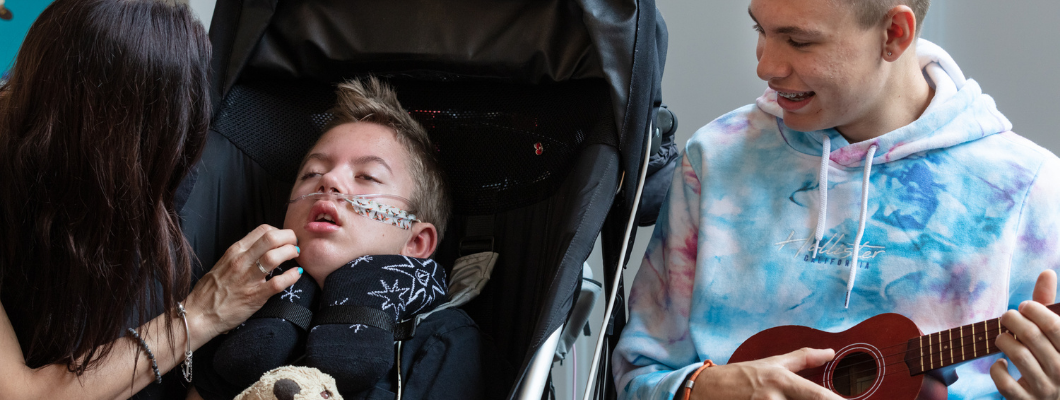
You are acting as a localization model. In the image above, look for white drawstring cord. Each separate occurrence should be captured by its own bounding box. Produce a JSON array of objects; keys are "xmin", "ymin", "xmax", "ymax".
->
[
  {"xmin": 813, "ymin": 135, "xmax": 831, "ymax": 260},
  {"xmin": 845, "ymin": 144, "xmax": 878, "ymax": 308}
]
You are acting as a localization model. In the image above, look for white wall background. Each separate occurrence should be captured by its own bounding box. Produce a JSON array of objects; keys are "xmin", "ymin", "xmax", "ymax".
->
[
  {"xmin": 185, "ymin": 1, "xmax": 1060, "ymax": 399},
  {"xmin": 187, "ymin": 0, "xmax": 215, "ymax": 29}
]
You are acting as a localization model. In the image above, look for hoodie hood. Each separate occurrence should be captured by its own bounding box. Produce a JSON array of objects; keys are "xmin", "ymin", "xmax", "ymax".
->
[{"xmin": 756, "ymin": 38, "xmax": 1012, "ymax": 169}]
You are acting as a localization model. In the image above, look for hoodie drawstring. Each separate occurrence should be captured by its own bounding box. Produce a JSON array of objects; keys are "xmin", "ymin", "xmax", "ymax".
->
[
  {"xmin": 812, "ymin": 136, "xmax": 831, "ymax": 260},
  {"xmin": 845, "ymin": 144, "xmax": 878, "ymax": 308}
]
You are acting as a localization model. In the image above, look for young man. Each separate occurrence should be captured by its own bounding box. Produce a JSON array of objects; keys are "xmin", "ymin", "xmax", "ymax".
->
[{"xmin": 614, "ymin": 1, "xmax": 1060, "ymax": 399}]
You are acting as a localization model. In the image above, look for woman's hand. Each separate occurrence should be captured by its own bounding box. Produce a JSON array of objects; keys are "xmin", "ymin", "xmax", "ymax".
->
[
  {"xmin": 992, "ymin": 270, "xmax": 1060, "ymax": 400},
  {"xmin": 690, "ymin": 348, "xmax": 843, "ymax": 400},
  {"xmin": 183, "ymin": 224, "xmax": 303, "ymax": 344}
]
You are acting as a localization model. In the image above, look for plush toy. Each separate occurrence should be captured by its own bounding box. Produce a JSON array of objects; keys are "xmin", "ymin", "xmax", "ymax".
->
[
  {"xmin": 234, "ymin": 366, "xmax": 343, "ymax": 400},
  {"xmin": 0, "ymin": 0, "xmax": 12, "ymax": 21}
]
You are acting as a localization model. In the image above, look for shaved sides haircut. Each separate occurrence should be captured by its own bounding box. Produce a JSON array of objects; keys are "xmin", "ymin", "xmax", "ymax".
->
[{"xmin": 843, "ymin": 0, "xmax": 930, "ymax": 34}]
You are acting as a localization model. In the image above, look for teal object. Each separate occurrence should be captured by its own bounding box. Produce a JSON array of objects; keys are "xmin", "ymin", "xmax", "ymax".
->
[{"xmin": 0, "ymin": 0, "xmax": 55, "ymax": 74}]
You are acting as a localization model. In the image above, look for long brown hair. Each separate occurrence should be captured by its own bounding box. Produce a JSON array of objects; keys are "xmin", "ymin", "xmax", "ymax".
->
[{"xmin": 0, "ymin": 0, "xmax": 211, "ymax": 373}]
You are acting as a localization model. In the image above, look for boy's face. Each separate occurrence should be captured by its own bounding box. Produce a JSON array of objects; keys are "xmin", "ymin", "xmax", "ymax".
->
[
  {"xmin": 750, "ymin": 0, "xmax": 888, "ymax": 134},
  {"xmin": 284, "ymin": 122, "xmax": 418, "ymax": 283}
]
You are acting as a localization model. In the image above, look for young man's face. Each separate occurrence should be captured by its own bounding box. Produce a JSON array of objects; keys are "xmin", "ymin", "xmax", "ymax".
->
[
  {"xmin": 284, "ymin": 122, "xmax": 418, "ymax": 284},
  {"xmin": 750, "ymin": 0, "xmax": 888, "ymax": 134}
]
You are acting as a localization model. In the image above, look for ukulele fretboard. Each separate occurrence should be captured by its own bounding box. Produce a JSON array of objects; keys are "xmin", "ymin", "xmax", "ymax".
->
[{"xmin": 904, "ymin": 303, "xmax": 1060, "ymax": 375}]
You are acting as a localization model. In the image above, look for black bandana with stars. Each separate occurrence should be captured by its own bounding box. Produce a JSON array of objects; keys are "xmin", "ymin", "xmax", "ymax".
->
[{"xmin": 318, "ymin": 255, "xmax": 448, "ymax": 322}]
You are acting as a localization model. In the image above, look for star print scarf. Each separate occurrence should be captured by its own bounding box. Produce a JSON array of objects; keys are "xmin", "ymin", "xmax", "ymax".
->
[{"xmin": 318, "ymin": 255, "xmax": 449, "ymax": 322}]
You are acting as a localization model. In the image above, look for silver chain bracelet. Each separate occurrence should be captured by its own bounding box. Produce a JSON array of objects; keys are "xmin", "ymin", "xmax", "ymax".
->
[{"xmin": 177, "ymin": 302, "xmax": 193, "ymax": 382}]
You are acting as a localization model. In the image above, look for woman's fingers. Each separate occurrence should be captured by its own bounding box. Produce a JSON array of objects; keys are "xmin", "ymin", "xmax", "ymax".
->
[
  {"xmin": 258, "ymin": 244, "xmax": 299, "ymax": 275},
  {"xmin": 231, "ymin": 224, "xmax": 276, "ymax": 254},
  {"xmin": 266, "ymin": 267, "xmax": 303, "ymax": 293},
  {"xmin": 242, "ymin": 228, "xmax": 298, "ymax": 273},
  {"xmin": 185, "ymin": 225, "xmax": 302, "ymax": 337}
]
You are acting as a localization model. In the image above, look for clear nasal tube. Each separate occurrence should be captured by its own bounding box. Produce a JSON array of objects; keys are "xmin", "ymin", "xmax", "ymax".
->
[{"xmin": 289, "ymin": 192, "xmax": 420, "ymax": 230}]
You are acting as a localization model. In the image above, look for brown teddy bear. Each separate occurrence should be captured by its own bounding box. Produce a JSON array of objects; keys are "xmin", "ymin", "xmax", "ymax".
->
[{"xmin": 234, "ymin": 366, "xmax": 343, "ymax": 400}]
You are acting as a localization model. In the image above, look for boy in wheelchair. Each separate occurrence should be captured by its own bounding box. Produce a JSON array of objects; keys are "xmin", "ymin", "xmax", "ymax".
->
[{"xmin": 194, "ymin": 77, "xmax": 507, "ymax": 399}]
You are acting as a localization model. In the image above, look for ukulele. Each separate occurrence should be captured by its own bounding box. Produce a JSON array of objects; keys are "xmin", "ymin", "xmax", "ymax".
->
[{"xmin": 728, "ymin": 304, "xmax": 1060, "ymax": 399}]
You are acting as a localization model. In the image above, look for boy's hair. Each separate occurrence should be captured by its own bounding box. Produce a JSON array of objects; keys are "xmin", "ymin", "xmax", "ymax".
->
[
  {"xmin": 322, "ymin": 77, "xmax": 450, "ymax": 239},
  {"xmin": 843, "ymin": 0, "xmax": 930, "ymax": 34}
]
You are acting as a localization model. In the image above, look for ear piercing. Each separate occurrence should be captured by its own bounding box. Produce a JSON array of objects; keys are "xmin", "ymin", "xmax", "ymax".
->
[{"xmin": 887, "ymin": 52, "xmax": 893, "ymax": 56}]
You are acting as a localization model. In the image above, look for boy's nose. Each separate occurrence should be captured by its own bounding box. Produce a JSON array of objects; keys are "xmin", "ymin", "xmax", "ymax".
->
[{"xmin": 317, "ymin": 172, "xmax": 345, "ymax": 194}]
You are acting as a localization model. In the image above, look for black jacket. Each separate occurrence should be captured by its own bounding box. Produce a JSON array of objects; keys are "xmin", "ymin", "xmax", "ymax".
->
[{"xmin": 194, "ymin": 308, "xmax": 512, "ymax": 400}]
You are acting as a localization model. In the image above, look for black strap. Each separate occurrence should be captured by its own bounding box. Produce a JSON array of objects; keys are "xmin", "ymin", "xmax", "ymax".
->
[
  {"xmin": 312, "ymin": 305, "xmax": 415, "ymax": 341},
  {"xmin": 249, "ymin": 299, "xmax": 313, "ymax": 331},
  {"xmin": 459, "ymin": 215, "xmax": 495, "ymax": 256}
]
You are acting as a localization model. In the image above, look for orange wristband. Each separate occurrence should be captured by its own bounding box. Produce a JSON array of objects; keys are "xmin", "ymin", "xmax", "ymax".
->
[{"xmin": 677, "ymin": 359, "xmax": 716, "ymax": 400}]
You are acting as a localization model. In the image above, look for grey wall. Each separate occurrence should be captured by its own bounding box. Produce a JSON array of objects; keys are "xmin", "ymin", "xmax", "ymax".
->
[{"xmin": 188, "ymin": 0, "xmax": 215, "ymax": 29}]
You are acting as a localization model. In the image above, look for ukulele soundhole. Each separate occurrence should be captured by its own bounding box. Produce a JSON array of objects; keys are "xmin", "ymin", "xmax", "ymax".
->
[{"xmin": 831, "ymin": 351, "xmax": 879, "ymax": 397}]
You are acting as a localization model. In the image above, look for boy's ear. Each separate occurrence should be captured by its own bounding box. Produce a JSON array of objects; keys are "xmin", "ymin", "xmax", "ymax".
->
[
  {"xmin": 882, "ymin": 5, "xmax": 917, "ymax": 62},
  {"xmin": 401, "ymin": 222, "xmax": 439, "ymax": 259}
]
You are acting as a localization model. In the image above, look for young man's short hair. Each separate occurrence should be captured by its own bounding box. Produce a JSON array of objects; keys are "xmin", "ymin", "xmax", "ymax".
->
[
  {"xmin": 843, "ymin": 0, "xmax": 930, "ymax": 34},
  {"xmin": 323, "ymin": 77, "xmax": 450, "ymax": 239}
]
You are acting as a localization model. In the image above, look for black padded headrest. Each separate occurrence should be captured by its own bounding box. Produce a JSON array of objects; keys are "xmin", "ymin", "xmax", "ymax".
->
[{"xmin": 211, "ymin": 78, "xmax": 617, "ymax": 215}]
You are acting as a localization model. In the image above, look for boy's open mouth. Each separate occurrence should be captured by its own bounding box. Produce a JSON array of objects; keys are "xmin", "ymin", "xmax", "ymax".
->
[
  {"xmin": 314, "ymin": 213, "xmax": 338, "ymax": 225},
  {"xmin": 308, "ymin": 202, "xmax": 343, "ymax": 228}
]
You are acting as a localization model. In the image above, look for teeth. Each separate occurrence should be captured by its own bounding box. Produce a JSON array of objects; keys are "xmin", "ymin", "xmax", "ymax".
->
[
  {"xmin": 316, "ymin": 213, "xmax": 335, "ymax": 222},
  {"xmin": 778, "ymin": 91, "xmax": 813, "ymax": 100}
]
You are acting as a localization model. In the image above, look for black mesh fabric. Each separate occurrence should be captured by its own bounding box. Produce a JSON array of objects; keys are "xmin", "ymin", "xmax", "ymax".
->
[
  {"xmin": 210, "ymin": 78, "xmax": 616, "ymax": 215},
  {"xmin": 211, "ymin": 81, "xmax": 335, "ymax": 181},
  {"xmin": 399, "ymin": 80, "xmax": 615, "ymax": 214}
]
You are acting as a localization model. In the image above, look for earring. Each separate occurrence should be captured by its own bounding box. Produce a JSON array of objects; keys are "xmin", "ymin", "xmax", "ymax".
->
[{"xmin": 887, "ymin": 52, "xmax": 893, "ymax": 56}]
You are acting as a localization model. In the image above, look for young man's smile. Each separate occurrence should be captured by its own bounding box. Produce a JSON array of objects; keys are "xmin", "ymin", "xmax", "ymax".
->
[{"xmin": 751, "ymin": 0, "xmax": 892, "ymax": 138}]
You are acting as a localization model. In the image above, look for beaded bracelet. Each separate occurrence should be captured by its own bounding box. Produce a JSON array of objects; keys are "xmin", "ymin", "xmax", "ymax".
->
[{"xmin": 126, "ymin": 328, "xmax": 162, "ymax": 385}]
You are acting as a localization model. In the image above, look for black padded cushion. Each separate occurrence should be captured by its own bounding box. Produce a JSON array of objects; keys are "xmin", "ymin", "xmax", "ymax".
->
[{"xmin": 210, "ymin": 78, "xmax": 616, "ymax": 215}]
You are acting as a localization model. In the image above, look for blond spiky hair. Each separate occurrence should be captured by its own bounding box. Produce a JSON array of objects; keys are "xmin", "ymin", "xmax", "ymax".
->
[{"xmin": 322, "ymin": 77, "xmax": 450, "ymax": 239}]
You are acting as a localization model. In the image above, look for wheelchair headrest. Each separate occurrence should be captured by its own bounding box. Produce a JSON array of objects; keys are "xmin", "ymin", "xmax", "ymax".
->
[{"xmin": 213, "ymin": 78, "xmax": 616, "ymax": 215}]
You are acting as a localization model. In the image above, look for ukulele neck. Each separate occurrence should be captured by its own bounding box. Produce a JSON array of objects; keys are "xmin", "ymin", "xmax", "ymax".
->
[{"xmin": 905, "ymin": 303, "xmax": 1060, "ymax": 375}]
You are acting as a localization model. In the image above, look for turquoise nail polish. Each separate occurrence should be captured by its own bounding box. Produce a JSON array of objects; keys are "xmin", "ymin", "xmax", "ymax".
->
[
  {"xmin": 295, "ymin": 246, "xmax": 301, "ymax": 253},
  {"xmin": 298, "ymin": 267, "xmax": 304, "ymax": 274}
]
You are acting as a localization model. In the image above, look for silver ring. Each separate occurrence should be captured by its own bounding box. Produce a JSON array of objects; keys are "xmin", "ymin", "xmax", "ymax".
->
[{"xmin": 256, "ymin": 260, "xmax": 268, "ymax": 274}]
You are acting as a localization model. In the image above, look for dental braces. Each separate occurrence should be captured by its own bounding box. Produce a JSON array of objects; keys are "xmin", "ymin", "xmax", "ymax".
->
[{"xmin": 289, "ymin": 192, "xmax": 420, "ymax": 230}]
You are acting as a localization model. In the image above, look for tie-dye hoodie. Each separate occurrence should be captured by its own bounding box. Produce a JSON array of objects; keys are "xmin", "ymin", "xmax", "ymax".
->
[{"xmin": 614, "ymin": 39, "xmax": 1060, "ymax": 400}]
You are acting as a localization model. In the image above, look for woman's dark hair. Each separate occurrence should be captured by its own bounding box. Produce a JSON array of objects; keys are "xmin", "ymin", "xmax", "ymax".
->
[{"xmin": 0, "ymin": 0, "xmax": 211, "ymax": 373}]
